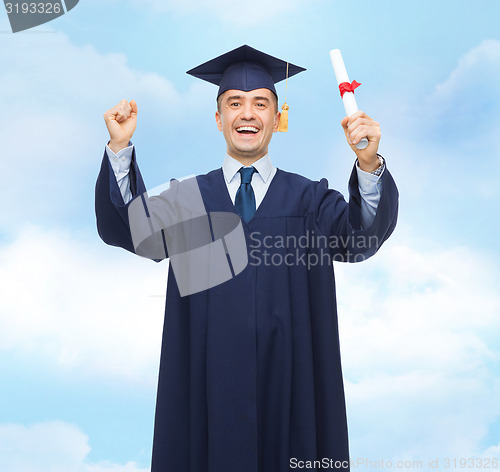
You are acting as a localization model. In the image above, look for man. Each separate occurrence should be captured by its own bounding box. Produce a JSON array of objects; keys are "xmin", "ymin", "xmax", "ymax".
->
[{"xmin": 95, "ymin": 45, "xmax": 398, "ymax": 472}]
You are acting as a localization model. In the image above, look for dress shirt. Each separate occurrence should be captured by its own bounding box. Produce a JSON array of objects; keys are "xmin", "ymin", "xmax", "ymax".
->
[
  {"xmin": 222, "ymin": 153, "xmax": 276, "ymax": 209},
  {"xmin": 106, "ymin": 144, "xmax": 383, "ymax": 229}
]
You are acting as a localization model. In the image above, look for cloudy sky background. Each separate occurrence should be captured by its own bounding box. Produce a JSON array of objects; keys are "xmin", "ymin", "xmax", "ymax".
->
[{"xmin": 1, "ymin": 0, "xmax": 499, "ymax": 470}]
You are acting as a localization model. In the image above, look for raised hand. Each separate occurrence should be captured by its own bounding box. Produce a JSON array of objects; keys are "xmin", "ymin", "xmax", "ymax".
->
[
  {"xmin": 103, "ymin": 99, "xmax": 138, "ymax": 153},
  {"xmin": 341, "ymin": 111, "xmax": 381, "ymax": 172}
]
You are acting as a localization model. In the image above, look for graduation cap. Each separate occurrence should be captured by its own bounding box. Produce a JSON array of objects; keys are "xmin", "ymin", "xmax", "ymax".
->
[{"xmin": 186, "ymin": 45, "xmax": 306, "ymax": 132}]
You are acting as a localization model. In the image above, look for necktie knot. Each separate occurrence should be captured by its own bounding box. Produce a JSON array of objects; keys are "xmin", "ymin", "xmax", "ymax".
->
[{"xmin": 239, "ymin": 166, "xmax": 256, "ymax": 185}]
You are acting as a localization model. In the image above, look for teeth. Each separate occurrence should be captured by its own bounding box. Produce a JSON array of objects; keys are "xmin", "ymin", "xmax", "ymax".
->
[{"xmin": 236, "ymin": 126, "xmax": 259, "ymax": 133}]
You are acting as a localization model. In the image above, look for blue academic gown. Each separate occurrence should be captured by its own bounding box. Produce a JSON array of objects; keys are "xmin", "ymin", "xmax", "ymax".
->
[{"xmin": 95, "ymin": 149, "xmax": 399, "ymax": 472}]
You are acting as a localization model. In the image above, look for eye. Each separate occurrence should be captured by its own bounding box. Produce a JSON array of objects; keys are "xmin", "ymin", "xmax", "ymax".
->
[
  {"xmin": 230, "ymin": 102, "xmax": 241, "ymax": 107},
  {"xmin": 256, "ymin": 103, "xmax": 266, "ymax": 108}
]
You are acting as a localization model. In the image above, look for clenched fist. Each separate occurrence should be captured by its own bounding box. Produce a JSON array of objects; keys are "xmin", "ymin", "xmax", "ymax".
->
[{"xmin": 103, "ymin": 99, "xmax": 138, "ymax": 153}]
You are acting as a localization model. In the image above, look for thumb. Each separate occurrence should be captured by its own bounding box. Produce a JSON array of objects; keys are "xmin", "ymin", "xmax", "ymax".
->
[
  {"xmin": 130, "ymin": 100, "xmax": 138, "ymax": 117},
  {"xmin": 340, "ymin": 116, "xmax": 349, "ymax": 131}
]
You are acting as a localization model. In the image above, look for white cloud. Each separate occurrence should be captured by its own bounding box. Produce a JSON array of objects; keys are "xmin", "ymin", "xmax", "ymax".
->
[
  {"xmin": 0, "ymin": 29, "xmax": 180, "ymax": 109},
  {"xmin": 0, "ymin": 31, "xmax": 181, "ymax": 151},
  {"xmin": 483, "ymin": 442, "xmax": 500, "ymax": 458},
  {"xmin": 0, "ymin": 421, "xmax": 148, "ymax": 472},
  {"xmin": 334, "ymin": 242, "xmax": 500, "ymax": 462},
  {"xmin": 0, "ymin": 30, "xmax": 207, "ymax": 233},
  {"xmin": 347, "ymin": 39, "xmax": 500, "ymax": 216},
  {"xmin": 423, "ymin": 38, "xmax": 500, "ymax": 180},
  {"xmin": 430, "ymin": 39, "xmax": 500, "ymax": 118},
  {"xmin": 0, "ymin": 226, "xmax": 167, "ymax": 385},
  {"xmin": 2, "ymin": 226, "xmax": 499, "ymax": 463}
]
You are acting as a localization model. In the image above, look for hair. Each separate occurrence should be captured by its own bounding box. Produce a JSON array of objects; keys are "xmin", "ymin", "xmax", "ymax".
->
[{"xmin": 217, "ymin": 90, "xmax": 279, "ymax": 114}]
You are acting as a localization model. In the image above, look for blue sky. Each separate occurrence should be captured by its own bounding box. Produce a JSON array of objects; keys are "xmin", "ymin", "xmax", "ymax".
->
[{"xmin": 1, "ymin": 0, "xmax": 499, "ymax": 470}]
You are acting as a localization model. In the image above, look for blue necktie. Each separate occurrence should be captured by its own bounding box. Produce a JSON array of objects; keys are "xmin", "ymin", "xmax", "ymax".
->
[{"xmin": 235, "ymin": 166, "xmax": 257, "ymax": 222}]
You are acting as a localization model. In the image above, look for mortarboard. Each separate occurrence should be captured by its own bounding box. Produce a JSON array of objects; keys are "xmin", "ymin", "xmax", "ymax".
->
[{"xmin": 186, "ymin": 45, "xmax": 306, "ymax": 132}]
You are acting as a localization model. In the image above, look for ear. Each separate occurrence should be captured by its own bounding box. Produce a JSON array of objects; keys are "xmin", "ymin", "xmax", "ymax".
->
[
  {"xmin": 273, "ymin": 112, "xmax": 281, "ymax": 133},
  {"xmin": 215, "ymin": 110, "xmax": 223, "ymax": 131}
]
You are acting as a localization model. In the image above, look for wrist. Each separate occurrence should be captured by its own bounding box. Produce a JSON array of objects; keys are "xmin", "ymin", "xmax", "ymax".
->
[
  {"xmin": 108, "ymin": 139, "xmax": 130, "ymax": 154},
  {"xmin": 358, "ymin": 156, "xmax": 380, "ymax": 173},
  {"xmin": 357, "ymin": 155, "xmax": 384, "ymax": 174}
]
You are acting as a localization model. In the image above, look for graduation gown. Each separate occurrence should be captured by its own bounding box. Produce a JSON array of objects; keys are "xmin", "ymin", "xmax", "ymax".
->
[{"xmin": 95, "ymin": 150, "xmax": 399, "ymax": 472}]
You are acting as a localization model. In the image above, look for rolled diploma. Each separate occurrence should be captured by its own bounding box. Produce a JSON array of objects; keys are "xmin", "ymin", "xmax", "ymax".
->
[{"xmin": 329, "ymin": 49, "xmax": 368, "ymax": 150}]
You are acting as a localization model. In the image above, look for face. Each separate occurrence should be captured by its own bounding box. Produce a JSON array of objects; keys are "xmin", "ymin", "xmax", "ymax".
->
[{"xmin": 215, "ymin": 88, "xmax": 280, "ymax": 163}]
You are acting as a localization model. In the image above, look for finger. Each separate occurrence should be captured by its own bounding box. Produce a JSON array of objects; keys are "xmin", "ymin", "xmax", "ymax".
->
[
  {"xmin": 341, "ymin": 116, "xmax": 349, "ymax": 130},
  {"xmin": 342, "ymin": 125, "xmax": 355, "ymax": 144},
  {"xmin": 104, "ymin": 103, "xmax": 124, "ymax": 123},
  {"xmin": 348, "ymin": 111, "xmax": 373, "ymax": 128},
  {"xmin": 348, "ymin": 117, "xmax": 378, "ymax": 132},
  {"xmin": 115, "ymin": 112, "xmax": 125, "ymax": 124},
  {"xmin": 116, "ymin": 106, "xmax": 132, "ymax": 124},
  {"xmin": 113, "ymin": 99, "xmax": 132, "ymax": 121},
  {"xmin": 351, "ymin": 125, "xmax": 381, "ymax": 145},
  {"xmin": 103, "ymin": 110, "xmax": 114, "ymax": 123},
  {"xmin": 350, "ymin": 126, "xmax": 368, "ymax": 145},
  {"xmin": 349, "ymin": 121, "xmax": 380, "ymax": 143},
  {"xmin": 117, "ymin": 112, "xmax": 129, "ymax": 123},
  {"xmin": 116, "ymin": 99, "xmax": 129, "ymax": 112},
  {"xmin": 130, "ymin": 100, "xmax": 138, "ymax": 117},
  {"xmin": 350, "ymin": 124, "xmax": 376, "ymax": 143},
  {"xmin": 347, "ymin": 110, "xmax": 363, "ymax": 125}
]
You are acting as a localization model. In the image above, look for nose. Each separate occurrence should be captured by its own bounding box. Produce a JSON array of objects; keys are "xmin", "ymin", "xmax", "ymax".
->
[{"xmin": 239, "ymin": 104, "xmax": 256, "ymax": 121}]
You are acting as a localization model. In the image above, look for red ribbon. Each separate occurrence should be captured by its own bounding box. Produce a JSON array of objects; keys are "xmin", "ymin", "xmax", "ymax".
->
[{"xmin": 339, "ymin": 80, "xmax": 361, "ymax": 98}]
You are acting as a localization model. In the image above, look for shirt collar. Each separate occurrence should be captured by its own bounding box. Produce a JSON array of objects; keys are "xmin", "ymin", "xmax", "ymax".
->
[{"xmin": 223, "ymin": 153, "xmax": 275, "ymax": 184}]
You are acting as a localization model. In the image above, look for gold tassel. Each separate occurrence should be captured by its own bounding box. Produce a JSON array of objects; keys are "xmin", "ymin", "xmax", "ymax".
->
[
  {"xmin": 278, "ymin": 62, "xmax": 290, "ymax": 132},
  {"xmin": 278, "ymin": 103, "xmax": 289, "ymax": 132}
]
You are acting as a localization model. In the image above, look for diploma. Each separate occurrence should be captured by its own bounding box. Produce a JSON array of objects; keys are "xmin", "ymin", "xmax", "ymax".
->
[{"xmin": 329, "ymin": 49, "xmax": 368, "ymax": 150}]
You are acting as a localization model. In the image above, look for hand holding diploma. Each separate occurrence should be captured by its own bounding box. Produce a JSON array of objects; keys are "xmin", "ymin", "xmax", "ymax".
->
[
  {"xmin": 340, "ymin": 111, "xmax": 381, "ymax": 172},
  {"xmin": 330, "ymin": 49, "xmax": 381, "ymax": 171}
]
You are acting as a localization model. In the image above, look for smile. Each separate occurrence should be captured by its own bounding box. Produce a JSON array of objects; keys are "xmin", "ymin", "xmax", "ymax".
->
[{"xmin": 236, "ymin": 126, "xmax": 260, "ymax": 134}]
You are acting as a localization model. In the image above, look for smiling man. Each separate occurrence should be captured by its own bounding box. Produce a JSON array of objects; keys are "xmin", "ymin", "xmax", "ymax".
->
[
  {"xmin": 216, "ymin": 90, "xmax": 278, "ymax": 165},
  {"xmin": 95, "ymin": 45, "xmax": 399, "ymax": 472}
]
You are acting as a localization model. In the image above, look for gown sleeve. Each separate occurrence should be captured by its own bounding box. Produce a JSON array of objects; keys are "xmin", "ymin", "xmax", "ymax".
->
[
  {"xmin": 106, "ymin": 144, "xmax": 134, "ymax": 204},
  {"xmin": 314, "ymin": 160, "xmax": 399, "ymax": 262},
  {"xmin": 95, "ymin": 146, "xmax": 148, "ymax": 254}
]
